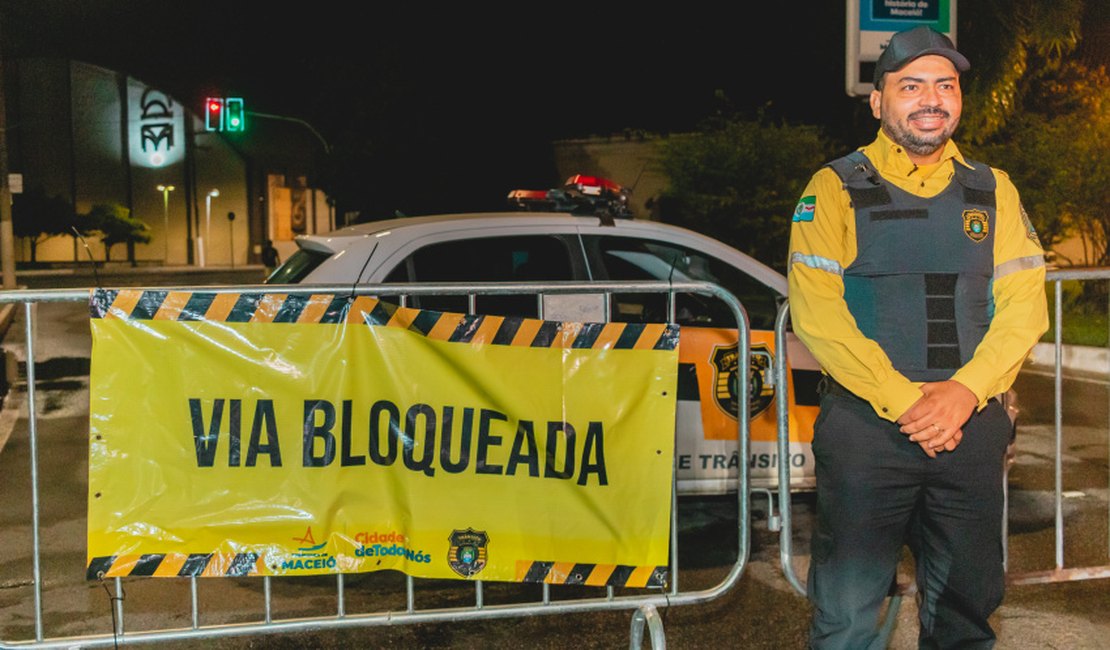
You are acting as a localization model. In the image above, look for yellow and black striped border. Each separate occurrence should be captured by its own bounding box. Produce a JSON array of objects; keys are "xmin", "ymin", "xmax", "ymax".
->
[
  {"xmin": 515, "ymin": 560, "xmax": 668, "ymax": 589},
  {"xmin": 87, "ymin": 552, "xmax": 262, "ymax": 580},
  {"xmin": 89, "ymin": 289, "xmax": 680, "ymax": 350},
  {"xmin": 86, "ymin": 553, "xmax": 670, "ymax": 587}
]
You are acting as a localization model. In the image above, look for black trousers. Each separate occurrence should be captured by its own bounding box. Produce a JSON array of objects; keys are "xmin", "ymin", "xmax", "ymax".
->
[{"xmin": 807, "ymin": 386, "xmax": 1011, "ymax": 650}]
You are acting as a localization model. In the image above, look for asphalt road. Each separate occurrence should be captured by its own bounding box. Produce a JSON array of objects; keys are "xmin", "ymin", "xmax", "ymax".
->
[{"xmin": 0, "ymin": 266, "xmax": 1107, "ymax": 649}]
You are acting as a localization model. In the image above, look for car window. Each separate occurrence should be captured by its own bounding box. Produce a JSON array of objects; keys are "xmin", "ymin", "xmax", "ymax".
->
[
  {"xmin": 265, "ymin": 248, "xmax": 332, "ymax": 284},
  {"xmin": 382, "ymin": 235, "xmax": 575, "ymax": 317},
  {"xmin": 584, "ymin": 235, "xmax": 780, "ymax": 329}
]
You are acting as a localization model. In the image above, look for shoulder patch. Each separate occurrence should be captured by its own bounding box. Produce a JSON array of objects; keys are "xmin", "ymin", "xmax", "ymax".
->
[
  {"xmin": 792, "ymin": 195, "xmax": 816, "ymax": 222},
  {"xmin": 1019, "ymin": 202, "xmax": 1043, "ymax": 249}
]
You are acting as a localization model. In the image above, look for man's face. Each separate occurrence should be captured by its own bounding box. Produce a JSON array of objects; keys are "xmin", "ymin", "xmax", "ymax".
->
[{"xmin": 869, "ymin": 54, "xmax": 962, "ymax": 163}]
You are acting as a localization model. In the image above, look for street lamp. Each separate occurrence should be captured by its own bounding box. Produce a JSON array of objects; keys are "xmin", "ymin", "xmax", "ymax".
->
[
  {"xmin": 156, "ymin": 184, "xmax": 175, "ymax": 263},
  {"xmin": 202, "ymin": 189, "xmax": 219, "ymax": 267}
]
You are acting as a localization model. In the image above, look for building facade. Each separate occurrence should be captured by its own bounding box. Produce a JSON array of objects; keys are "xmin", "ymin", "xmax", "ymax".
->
[{"xmin": 4, "ymin": 58, "xmax": 331, "ymax": 267}]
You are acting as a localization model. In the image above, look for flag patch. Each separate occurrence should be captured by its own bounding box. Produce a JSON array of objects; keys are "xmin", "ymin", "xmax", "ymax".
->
[{"xmin": 792, "ymin": 196, "xmax": 816, "ymax": 222}]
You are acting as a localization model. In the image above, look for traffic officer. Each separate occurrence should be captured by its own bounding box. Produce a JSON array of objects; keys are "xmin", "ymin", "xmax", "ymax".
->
[{"xmin": 786, "ymin": 25, "xmax": 1049, "ymax": 648}]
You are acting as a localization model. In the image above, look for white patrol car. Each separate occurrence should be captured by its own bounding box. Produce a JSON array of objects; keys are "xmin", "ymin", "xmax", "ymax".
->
[{"xmin": 265, "ymin": 176, "xmax": 1016, "ymax": 495}]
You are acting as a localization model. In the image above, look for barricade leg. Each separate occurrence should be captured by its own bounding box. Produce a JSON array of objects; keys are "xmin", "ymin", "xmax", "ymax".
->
[{"xmin": 628, "ymin": 604, "xmax": 665, "ymax": 650}]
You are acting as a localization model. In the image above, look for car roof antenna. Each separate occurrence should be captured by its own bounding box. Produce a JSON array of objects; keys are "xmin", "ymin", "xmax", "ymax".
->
[
  {"xmin": 71, "ymin": 226, "xmax": 101, "ymax": 290},
  {"xmin": 667, "ymin": 252, "xmax": 680, "ymax": 319},
  {"xmin": 348, "ymin": 241, "xmax": 379, "ymax": 303}
]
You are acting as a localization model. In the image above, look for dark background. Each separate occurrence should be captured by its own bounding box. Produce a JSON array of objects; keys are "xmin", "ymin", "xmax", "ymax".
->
[
  {"xmin": 0, "ymin": 3, "xmax": 859, "ymax": 137},
  {"xmin": 1, "ymin": 2, "xmax": 872, "ymax": 214},
  {"xmin": 2, "ymin": 2, "xmax": 1107, "ymax": 217}
]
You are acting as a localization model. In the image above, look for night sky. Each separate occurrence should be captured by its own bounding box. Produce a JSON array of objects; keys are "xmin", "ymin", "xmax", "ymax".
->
[
  {"xmin": 0, "ymin": 2, "xmax": 884, "ymax": 214},
  {"xmin": 2, "ymin": 2, "xmax": 1106, "ymax": 216}
]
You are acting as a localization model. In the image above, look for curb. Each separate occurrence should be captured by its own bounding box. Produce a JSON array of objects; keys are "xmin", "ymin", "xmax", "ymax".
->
[{"xmin": 1028, "ymin": 342, "xmax": 1107, "ymax": 376}]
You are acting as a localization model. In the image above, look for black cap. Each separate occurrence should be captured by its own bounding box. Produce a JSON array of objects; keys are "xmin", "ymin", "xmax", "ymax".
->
[{"xmin": 873, "ymin": 25, "xmax": 970, "ymax": 87}]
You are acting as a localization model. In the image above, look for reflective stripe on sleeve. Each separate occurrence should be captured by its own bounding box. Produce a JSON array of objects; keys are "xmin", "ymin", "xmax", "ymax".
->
[
  {"xmin": 790, "ymin": 252, "xmax": 844, "ymax": 276},
  {"xmin": 994, "ymin": 254, "xmax": 1045, "ymax": 280}
]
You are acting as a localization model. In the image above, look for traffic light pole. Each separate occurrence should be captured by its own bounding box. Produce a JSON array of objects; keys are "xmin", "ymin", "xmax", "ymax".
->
[
  {"xmin": 246, "ymin": 111, "xmax": 331, "ymax": 154},
  {"xmin": 0, "ymin": 30, "xmax": 15, "ymax": 290}
]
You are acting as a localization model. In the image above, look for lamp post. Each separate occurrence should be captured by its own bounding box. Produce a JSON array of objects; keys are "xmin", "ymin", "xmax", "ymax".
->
[
  {"xmin": 202, "ymin": 189, "xmax": 219, "ymax": 267},
  {"xmin": 156, "ymin": 184, "xmax": 174, "ymax": 263}
]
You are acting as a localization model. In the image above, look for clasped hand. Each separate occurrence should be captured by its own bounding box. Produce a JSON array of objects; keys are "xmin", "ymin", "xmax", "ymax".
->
[{"xmin": 896, "ymin": 380, "xmax": 977, "ymax": 458}]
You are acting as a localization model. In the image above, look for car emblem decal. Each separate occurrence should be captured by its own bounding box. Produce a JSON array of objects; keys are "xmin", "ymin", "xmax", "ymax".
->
[
  {"xmin": 963, "ymin": 209, "xmax": 989, "ymax": 242},
  {"xmin": 711, "ymin": 342, "xmax": 775, "ymax": 420}
]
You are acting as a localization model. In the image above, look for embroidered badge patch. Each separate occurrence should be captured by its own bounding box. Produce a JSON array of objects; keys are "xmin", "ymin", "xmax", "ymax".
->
[
  {"xmin": 792, "ymin": 195, "xmax": 816, "ymax": 222},
  {"xmin": 963, "ymin": 209, "xmax": 989, "ymax": 242},
  {"xmin": 1019, "ymin": 202, "xmax": 1043, "ymax": 249}
]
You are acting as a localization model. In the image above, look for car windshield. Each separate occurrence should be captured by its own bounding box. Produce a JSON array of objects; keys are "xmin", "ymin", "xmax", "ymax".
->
[{"xmin": 265, "ymin": 248, "xmax": 331, "ymax": 284}]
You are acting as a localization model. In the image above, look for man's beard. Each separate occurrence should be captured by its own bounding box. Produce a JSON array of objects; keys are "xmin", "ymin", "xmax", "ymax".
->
[{"xmin": 882, "ymin": 108, "xmax": 958, "ymax": 157}]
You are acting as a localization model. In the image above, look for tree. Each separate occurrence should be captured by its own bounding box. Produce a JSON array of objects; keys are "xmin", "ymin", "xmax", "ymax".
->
[
  {"xmin": 953, "ymin": 0, "xmax": 1107, "ymax": 310},
  {"xmin": 965, "ymin": 61, "xmax": 1110, "ymax": 259},
  {"xmin": 11, "ymin": 188, "xmax": 80, "ymax": 262},
  {"xmin": 959, "ymin": 0, "xmax": 1084, "ymax": 145},
  {"xmin": 84, "ymin": 203, "xmax": 151, "ymax": 265},
  {"xmin": 655, "ymin": 105, "xmax": 836, "ymax": 273}
]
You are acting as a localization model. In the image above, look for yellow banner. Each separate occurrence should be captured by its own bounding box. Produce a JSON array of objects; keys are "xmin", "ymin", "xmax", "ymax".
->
[{"xmin": 86, "ymin": 290, "xmax": 678, "ymax": 587}]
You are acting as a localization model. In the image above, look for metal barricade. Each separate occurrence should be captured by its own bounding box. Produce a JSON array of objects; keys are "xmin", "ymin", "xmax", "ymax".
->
[
  {"xmin": 771, "ymin": 268, "xmax": 1110, "ymax": 621},
  {"xmin": 0, "ymin": 280, "xmax": 751, "ymax": 649},
  {"xmin": 1007, "ymin": 267, "xmax": 1110, "ymax": 584}
]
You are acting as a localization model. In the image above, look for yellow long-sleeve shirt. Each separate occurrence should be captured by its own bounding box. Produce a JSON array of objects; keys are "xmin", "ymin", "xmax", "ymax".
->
[{"xmin": 787, "ymin": 130, "xmax": 1049, "ymax": 422}]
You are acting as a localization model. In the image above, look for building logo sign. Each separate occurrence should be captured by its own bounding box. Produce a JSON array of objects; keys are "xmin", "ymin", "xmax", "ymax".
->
[
  {"xmin": 128, "ymin": 80, "xmax": 185, "ymax": 169},
  {"xmin": 139, "ymin": 89, "xmax": 175, "ymax": 167}
]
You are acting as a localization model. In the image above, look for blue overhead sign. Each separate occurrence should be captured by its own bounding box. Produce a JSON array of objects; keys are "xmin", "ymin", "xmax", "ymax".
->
[
  {"xmin": 865, "ymin": 0, "xmax": 941, "ymax": 25},
  {"xmin": 846, "ymin": 0, "xmax": 956, "ymax": 96}
]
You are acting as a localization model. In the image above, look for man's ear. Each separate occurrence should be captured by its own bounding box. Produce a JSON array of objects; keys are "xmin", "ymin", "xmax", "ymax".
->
[{"xmin": 869, "ymin": 89, "xmax": 882, "ymax": 119}]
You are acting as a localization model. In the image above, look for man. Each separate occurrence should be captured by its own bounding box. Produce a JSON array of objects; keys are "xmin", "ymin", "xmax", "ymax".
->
[
  {"xmin": 786, "ymin": 25, "xmax": 1048, "ymax": 648},
  {"xmin": 262, "ymin": 239, "xmax": 281, "ymax": 276}
]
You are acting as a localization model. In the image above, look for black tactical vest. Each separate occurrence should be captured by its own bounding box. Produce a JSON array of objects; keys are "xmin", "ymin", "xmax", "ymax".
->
[{"xmin": 827, "ymin": 151, "xmax": 997, "ymax": 381}]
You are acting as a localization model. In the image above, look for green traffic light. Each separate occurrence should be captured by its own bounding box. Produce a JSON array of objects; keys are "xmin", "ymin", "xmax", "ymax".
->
[{"xmin": 225, "ymin": 97, "xmax": 245, "ymax": 132}]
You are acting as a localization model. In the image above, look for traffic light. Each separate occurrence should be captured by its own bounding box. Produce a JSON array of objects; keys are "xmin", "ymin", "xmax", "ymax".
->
[
  {"xmin": 204, "ymin": 97, "xmax": 246, "ymax": 132},
  {"xmin": 205, "ymin": 97, "xmax": 224, "ymax": 131},
  {"xmin": 225, "ymin": 98, "xmax": 245, "ymax": 132}
]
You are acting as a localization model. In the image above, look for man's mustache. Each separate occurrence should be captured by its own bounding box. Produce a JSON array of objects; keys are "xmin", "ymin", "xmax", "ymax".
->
[{"xmin": 909, "ymin": 108, "xmax": 950, "ymax": 119}]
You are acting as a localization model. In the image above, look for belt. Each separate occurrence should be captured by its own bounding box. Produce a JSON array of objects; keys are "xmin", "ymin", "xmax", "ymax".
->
[
  {"xmin": 816, "ymin": 375, "xmax": 866, "ymax": 404},
  {"xmin": 817, "ymin": 374, "xmax": 1002, "ymax": 405}
]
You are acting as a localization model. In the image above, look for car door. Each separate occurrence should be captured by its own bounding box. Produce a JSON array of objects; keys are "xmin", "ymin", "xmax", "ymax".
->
[
  {"xmin": 379, "ymin": 233, "xmax": 584, "ymax": 317},
  {"xmin": 581, "ymin": 233, "xmax": 820, "ymax": 495}
]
